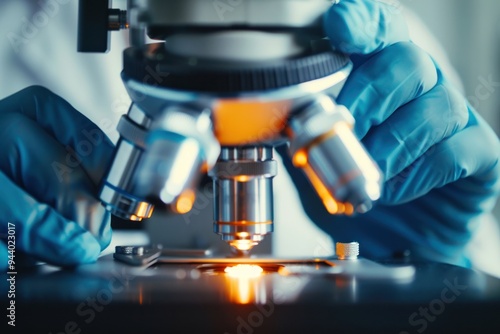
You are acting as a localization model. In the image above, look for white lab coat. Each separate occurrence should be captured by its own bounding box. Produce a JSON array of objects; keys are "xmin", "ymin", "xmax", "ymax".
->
[
  {"xmin": 1, "ymin": 0, "xmax": 499, "ymax": 277},
  {"xmin": 0, "ymin": 0, "xmax": 128, "ymax": 141}
]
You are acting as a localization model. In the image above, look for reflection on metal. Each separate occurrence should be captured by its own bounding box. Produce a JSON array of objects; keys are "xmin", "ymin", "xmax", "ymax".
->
[
  {"xmin": 114, "ymin": 248, "xmax": 415, "ymax": 283},
  {"xmin": 197, "ymin": 264, "xmax": 281, "ymax": 305},
  {"xmin": 139, "ymin": 285, "xmax": 143, "ymax": 305},
  {"xmin": 224, "ymin": 267, "xmax": 266, "ymax": 305},
  {"xmin": 229, "ymin": 239, "xmax": 258, "ymax": 252},
  {"xmin": 286, "ymin": 96, "xmax": 382, "ymax": 214},
  {"xmin": 333, "ymin": 276, "xmax": 358, "ymax": 303},
  {"xmin": 108, "ymin": 250, "xmax": 419, "ymax": 307},
  {"xmin": 171, "ymin": 189, "xmax": 196, "ymax": 214},
  {"xmin": 158, "ymin": 257, "xmax": 338, "ymax": 266},
  {"xmin": 226, "ymin": 275, "xmax": 263, "ymax": 304}
]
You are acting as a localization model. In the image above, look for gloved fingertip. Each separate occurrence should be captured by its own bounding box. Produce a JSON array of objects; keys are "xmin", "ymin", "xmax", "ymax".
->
[
  {"xmin": 60, "ymin": 232, "xmax": 102, "ymax": 266},
  {"xmin": 323, "ymin": 0, "xmax": 409, "ymax": 55},
  {"xmin": 323, "ymin": 4, "xmax": 361, "ymax": 53},
  {"xmin": 99, "ymin": 224, "xmax": 113, "ymax": 251}
]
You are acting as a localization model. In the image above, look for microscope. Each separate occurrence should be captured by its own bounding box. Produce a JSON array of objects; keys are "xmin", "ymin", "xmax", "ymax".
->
[{"xmin": 78, "ymin": 0, "xmax": 382, "ymax": 255}]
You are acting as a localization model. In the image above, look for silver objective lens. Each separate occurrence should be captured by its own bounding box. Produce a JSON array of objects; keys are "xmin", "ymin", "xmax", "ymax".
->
[
  {"xmin": 209, "ymin": 147, "xmax": 277, "ymax": 253},
  {"xmin": 286, "ymin": 95, "xmax": 382, "ymax": 214},
  {"xmin": 100, "ymin": 104, "xmax": 220, "ymax": 220},
  {"xmin": 100, "ymin": 104, "xmax": 154, "ymax": 221}
]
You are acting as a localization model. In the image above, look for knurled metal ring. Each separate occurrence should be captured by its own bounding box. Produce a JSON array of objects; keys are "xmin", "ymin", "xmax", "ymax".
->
[
  {"xmin": 208, "ymin": 160, "xmax": 277, "ymax": 178},
  {"xmin": 116, "ymin": 115, "xmax": 148, "ymax": 149}
]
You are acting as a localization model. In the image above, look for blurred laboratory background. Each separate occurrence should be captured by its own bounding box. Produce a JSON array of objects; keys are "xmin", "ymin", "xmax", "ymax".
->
[{"xmin": 404, "ymin": 0, "xmax": 500, "ymax": 220}]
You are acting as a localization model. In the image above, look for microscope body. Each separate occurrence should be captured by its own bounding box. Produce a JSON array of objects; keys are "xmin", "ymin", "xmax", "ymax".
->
[{"xmin": 78, "ymin": 0, "xmax": 382, "ymax": 254}]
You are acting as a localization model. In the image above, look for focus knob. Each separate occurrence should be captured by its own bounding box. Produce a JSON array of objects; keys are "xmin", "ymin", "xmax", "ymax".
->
[
  {"xmin": 336, "ymin": 242, "xmax": 359, "ymax": 260},
  {"xmin": 77, "ymin": 0, "xmax": 127, "ymax": 52}
]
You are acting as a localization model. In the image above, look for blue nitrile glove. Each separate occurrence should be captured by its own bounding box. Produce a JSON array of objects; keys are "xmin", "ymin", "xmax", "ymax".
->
[
  {"xmin": 0, "ymin": 86, "xmax": 114, "ymax": 270},
  {"xmin": 278, "ymin": 0, "xmax": 500, "ymax": 266}
]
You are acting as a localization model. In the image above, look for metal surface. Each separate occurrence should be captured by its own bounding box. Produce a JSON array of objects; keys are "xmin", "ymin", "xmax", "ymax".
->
[
  {"xmin": 100, "ymin": 104, "xmax": 220, "ymax": 219},
  {"xmin": 115, "ymin": 245, "xmax": 145, "ymax": 256},
  {"xmin": 99, "ymin": 104, "xmax": 153, "ymax": 221},
  {"xmin": 108, "ymin": 9, "xmax": 127, "ymax": 30},
  {"xmin": 7, "ymin": 256, "xmax": 500, "ymax": 333},
  {"xmin": 286, "ymin": 95, "xmax": 383, "ymax": 214},
  {"xmin": 123, "ymin": 68, "xmax": 351, "ymax": 115},
  {"xmin": 114, "ymin": 248, "xmax": 161, "ymax": 266},
  {"xmin": 165, "ymin": 31, "xmax": 307, "ymax": 61},
  {"xmin": 131, "ymin": 0, "xmax": 334, "ymax": 30}
]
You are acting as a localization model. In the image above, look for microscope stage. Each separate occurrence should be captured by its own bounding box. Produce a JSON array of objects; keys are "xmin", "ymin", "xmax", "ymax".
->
[{"xmin": 12, "ymin": 250, "xmax": 500, "ymax": 333}]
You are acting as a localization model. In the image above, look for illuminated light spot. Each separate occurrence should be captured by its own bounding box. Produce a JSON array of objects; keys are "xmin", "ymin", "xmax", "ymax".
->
[
  {"xmin": 213, "ymin": 100, "xmax": 291, "ymax": 145},
  {"xmin": 322, "ymin": 197, "xmax": 339, "ymax": 214},
  {"xmin": 337, "ymin": 202, "xmax": 345, "ymax": 214},
  {"xmin": 235, "ymin": 175, "xmax": 251, "ymax": 182},
  {"xmin": 130, "ymin": 202, "xmax": 153, "ymax": 220},
  {"xmin": 344, "ymin": 203, "xmax": 354, "ymax": 216},
  {"xmin": 224, "ymin": 265, "xmax": 264, "ymax": 278},
  {"xmin": 292, "ymin": 150, "xmax": 308, "ymax": 167},
  {"xmin": 277, "ymin": 266, "xmax": 290, "ymax": 276},
  {"xmin": 230, "ymin": 240, "xmax": 255, "ymax": 251},
  {"xmin": 173, "ymin": 190, "xmax": 196, "ymax": 214},
  {"xmin": 175, "ymin": 269, "xmax": 187, "ymax": 279}
]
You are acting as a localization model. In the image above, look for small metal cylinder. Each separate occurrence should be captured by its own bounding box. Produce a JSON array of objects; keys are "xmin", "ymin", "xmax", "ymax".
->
[
  {"xmin": 108, "ymin": 9, "xmax": 128, "ymax": 30},
  {"xmin": 336, "ymin": 242, "xmax": 359, "ymax": 260},
  {"xmin": 209, "ymin": 147, "xmax": 277, "ymax": 252}
]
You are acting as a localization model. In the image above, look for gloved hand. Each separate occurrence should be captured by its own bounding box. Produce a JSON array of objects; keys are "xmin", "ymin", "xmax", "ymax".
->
[
  {"xmin": 278, "ymin": 0, "xmax": 500, "ymax": 266},
  {"xmin": 0, "ymin": 86, "xmax": 114, "ymax": 270}
]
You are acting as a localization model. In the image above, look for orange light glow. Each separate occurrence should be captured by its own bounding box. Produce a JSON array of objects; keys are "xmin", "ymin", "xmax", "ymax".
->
[
  {"xmin": 135, "ymin": 202, "xmax": 153, "ymax": 219},
  {"xmin": 224, "ymin": 265, "xmax": 265, "ymax": 304},
  {"xmin": 302, "ymin": 163, "xmax": 340, "ymax": 214},
  {"xmin": 139, "ymin": 285, "xmax": 143, "ymax": 305},
  {"xmin": 343, "ymin": 203, "xmax": 354, "ymax": 216},
  {"xmin": 229, "ymin": 240, "xmax": 256, "ymax": 251},
  {"xmin": 293, "ymin": 123, "xmax": 359, "ymax": 216},
  {"xmin": 292, "ymin": 150, "xmax": 308, "ymax": 167},
  {"xmin": 300, "ymin": 163, "xmax": 355, "ymax": 216},
  {"xmin": 234, "ymin": 175, "xmax": 251, "ymax": 182},
  {"xmin": 224, "ymin": 265, "xmax": 263, "ymax": 278},
  {"xmin": 212, "ymin": 99, "xmax": 291, "ymax": 145},
  {"xmin": 173, "ymin": 189, "xmax": 196, "ymax": 214}
]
